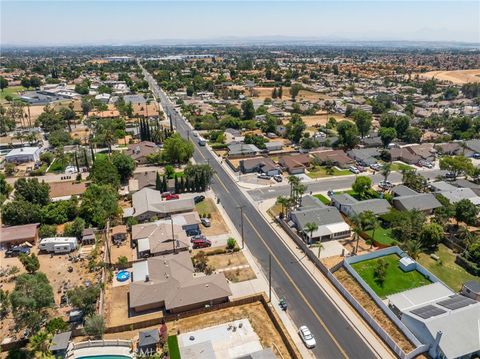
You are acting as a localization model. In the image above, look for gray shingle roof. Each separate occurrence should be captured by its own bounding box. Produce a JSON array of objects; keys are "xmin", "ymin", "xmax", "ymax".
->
[
  {"xmin": 291, "ymin": 206, "xmax": 345, "ymax": 230},
  {"xmin": 139, "ymin": 329, "xmax": 160, "ymax": 346},
  {"xmin": 49, "ymin": 331, "xmax": 71, "ymax": 351},
  {"xmin": 391, "ymin": 185, "xmax": 418, "ymax": 197},
  {"xmin": 350, "ymin": 199, "xmax": 391, "ymax": 216},
  {"xmin": 393, "ymin": 193, "xmax": 442, "ymax": 211}
]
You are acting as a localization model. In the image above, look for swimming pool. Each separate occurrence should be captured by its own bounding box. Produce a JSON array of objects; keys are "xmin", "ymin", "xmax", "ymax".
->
[{"xmin": 116, "ymin": 270, "xmax": 130, "ymax": 282}]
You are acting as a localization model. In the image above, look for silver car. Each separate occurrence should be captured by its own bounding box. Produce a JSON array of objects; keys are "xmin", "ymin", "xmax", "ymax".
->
[{"xmin": 299, "ymin": 325, "xmax": 316, "ymax": 349}]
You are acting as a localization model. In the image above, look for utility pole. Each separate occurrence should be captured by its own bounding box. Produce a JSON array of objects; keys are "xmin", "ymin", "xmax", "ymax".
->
[
  {"xmin": 238, "ymin": 205, "xmax": 245, "ymax": 249},
  {"xmin": 269, "ymin": 254, "xmax": 272, "ymax": 303},
  {"xmin": 170, "ymin": 215, "xmax": 176, "ymax": 254}
]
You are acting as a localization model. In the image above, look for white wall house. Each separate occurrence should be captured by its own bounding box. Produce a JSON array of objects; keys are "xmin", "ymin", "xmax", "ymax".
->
[{"xmin": 5, "ymin": 147, "xmax": 41, "ymax": 163}]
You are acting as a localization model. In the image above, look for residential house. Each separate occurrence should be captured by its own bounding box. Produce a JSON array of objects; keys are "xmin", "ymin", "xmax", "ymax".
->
[
  {"xmin": 311, "ymin": 150, "xmax": 354, "ymax": 169},
  {"xmin": 439, "ymin": 187, "xmax": 480, "ymax": 206},
  {"xmin": 331, "ymin": 193, "xmax": 391, "ymax": 217},
  {"xmin": 461, "ymin": 281, "xmax": 480, "ymax": 301},
  {"xmin": 111, "ymin": 225, "xmax": 128, "ymax": 243},
  {"xmin": 132, "ymin": 220, "xmax": 189, "ymax": 257},
  {"xmin": 278, "ymin": 154, "xmax": 311, "ymax": 174},
  {"xmin": 391, "ymin": 185, "xmax": 419, "ymax": 197},
  {"xmin": 347, "ymin": 148, "xmax": 381, "ymax": 166},
  {"xmin": 126, "ymin": 141, "xmax": 159, "ymax": 164},
  {"xmin": 264, "ymin": 141, "xmax": 283, "ymax": 152},
  {"xmin": 463, "ymin": 139, "xmax": 480, "ymax": 157},
  {"xmin": 138, "ymin": 329, "xmax": 160, "ymax": 355},
  {"xmin": 5, "ymin": 146, "xmax": 41, "ymax": 163},
  {"xmin": 393, "ymin": 193, "xmax": 442, "ymax": 214},
  {"xmin": 128, "ymin": 188, "xmax": 195, "ymax": 221},
  {"xmin": 172, "ymin": 212, "xmax": 201, "ymax": 233},
  {"xmin": 49, "ymin": 181, "xmax": 88, "ymax": 202},
  {"xmin": 81, "ymin": 228, "xmax": 96, "ymax": 245},
  {"xmin": 0, "ymin": 223, "xmax": 39, "ymax": 247},
  {"xmin": 435, "ymin": 142, "xmax": 463, "ymax": 156},
  {"xmin": 129, "ymin": 252, "xmax": 231, "ymax": 313},
  {"xmin": 49, "ymin": 331, "xmax": 72, "ymax": 359},
  {"xmin": 239, "ymin": 157, "xmax": 280, "ymax": 176},
  {"xmin": 389, "ymin": 147, "xmax": 421, "ymax": 164},
  {"xmin": 289, "ymin": 195, "xmax": 350, "ymax": 242},
  {"xmin": 452, "ymin": 179, "xmax": 480, "ymax": 196},
  {"xmin": 228, "ymin": 143, "xmax": 260, "ymax": 157},
  {"xmin": 405, "ymin": 143, "xmax": 436, "ymax": 162}
]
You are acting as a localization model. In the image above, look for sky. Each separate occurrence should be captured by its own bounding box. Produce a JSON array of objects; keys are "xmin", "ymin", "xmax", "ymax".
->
[{"xmin": 1, "ymin": 1, "xmax": 479, "ymax": 46}]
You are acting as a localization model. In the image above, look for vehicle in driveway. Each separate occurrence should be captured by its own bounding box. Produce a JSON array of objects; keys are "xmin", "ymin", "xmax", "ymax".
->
[
  {"xmin": 186, "ymin": 228, "xmax": 202, "ymax": 237},
  {"xmin": 165, "ymin": 194, "xmax": 179, "ymax": 200},
  {"xmin": 370, "ymin": 163, "xmax": 381, "ymax": 171},
  {"xmin": 298, "ymin": 326, "xmax": 316, "ymax": 349},
  {"xmin": 444, "ymin": 171, "xmax": 456, "ymax": 180},
  {"xmin": 194, "ymin": 195, "xmax": 205, "ymax": 204},
  {"xmin": 201, "ymin": 218, "xmax": 211, "ymax": 227},
  {"xmin": 6, "ymin": 246, "xmax": 30, "ymax": 257},
  {"xmin": 273, "ymin": 175, "xmax": 283, "ymax": 182},
  {"xmin": 257, "ymin": 174, "xmax": 271, "ymax": 180},
  {"xmin": 348, "ymin": 166, "xmax": 360, "ymax": 174},
  {"xmin": 419, "ymin": 160, "xmax": 433, "ymax": 168},
  {"xmin": 378, "ymin": 180, "xmax": 393, "ymax": 189},
  {"xmin": 161, "ymin": 191, "xmax": 172, "ymax": 198},
  {"xmin": 190, "ymin": 234, "xmax": 207, "ymax": 242},
  {"xmin": 192, "ymin": 238, "xmax": 211, "ymax": 249}
]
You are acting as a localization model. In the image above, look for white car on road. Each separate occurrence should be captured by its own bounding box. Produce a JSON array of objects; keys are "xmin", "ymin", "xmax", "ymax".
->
[{"xmin": 299, "ymin": 325, "xmax": 316, "ymax": 349}]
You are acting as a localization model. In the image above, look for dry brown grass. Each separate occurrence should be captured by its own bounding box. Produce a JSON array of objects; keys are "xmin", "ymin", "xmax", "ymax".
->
[
  {"xmin": 224, "ymin": 267, "xmax": 257, "ymax": 282},
  {"xmin": 419, "ymin": 69, "xmax": 480, "ymax": 84},
  {"xmin": 207, "ymin": 251, "xmax": 249, "ymax": 269},
  {"xmin": 334, "ymin": 268, "xmax": 415, "ymax": 353},
  {"xmin": 300, "ymin": 113, "xmax": 349, "ymax": 127},
  {"xmin": 195, "ymin": 198, "xmax": 229, "ymax": 236}
]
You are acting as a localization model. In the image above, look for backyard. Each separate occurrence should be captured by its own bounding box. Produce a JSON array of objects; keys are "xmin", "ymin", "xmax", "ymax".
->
[
  {"xmin": 418, "ymin": 244, "xmax": 479, "ymax": 291},
  {"xmin": 351, "ymin": 254, "xmax": 432, "ymax": 298},
  {"xmin": 365, "ymin": 226, "xmax": 397, "ymax": 246}
]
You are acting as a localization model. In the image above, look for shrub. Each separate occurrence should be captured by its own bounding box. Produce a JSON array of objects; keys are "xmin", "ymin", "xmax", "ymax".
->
[
  {"xmin": 84, "ymin": 314, "xmax": 105, "ymax": 339},
  {"xmin": 226, "ymin": 238, "xmax": 236, "ymax": 250}
]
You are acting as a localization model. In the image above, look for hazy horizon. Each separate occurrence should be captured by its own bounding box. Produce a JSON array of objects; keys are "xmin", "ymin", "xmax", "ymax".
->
[{"xmin": 1, "ymin": 1, "xmax": 479, "ymax": 46}]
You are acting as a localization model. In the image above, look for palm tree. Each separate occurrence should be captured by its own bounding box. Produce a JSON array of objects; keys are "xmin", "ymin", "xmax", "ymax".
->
[
  {"xmin": 276, "ymin": 196, "xmax": 290, "ymax": 218},
  {"xmin": 288, "ymin": 175, "xmax": 300, "ymax": 200},
  {"xmin": 304, "ymin": 222, "xmax": 318, "ymax": 244},
  {"xmin": 27, "ymin": 330, "xmax": 52, "ymax": 358},
  {"xmin": 295, "ymin": 183, "xmax": 307, "ymax": 206},
  {"xmin": 315, "ymin": 241, "xmax": 324, "ymax": 259},
  {"xmin": 381, "ymin": 163, "xmax": 391, "ymax": 184},
  {"xmin": 402, "ymin": 240, "xmax": 423, "ymax": 260},
  {"xmin": 350, "ymin": 214, "xmax": 365, "ymax": 254}
]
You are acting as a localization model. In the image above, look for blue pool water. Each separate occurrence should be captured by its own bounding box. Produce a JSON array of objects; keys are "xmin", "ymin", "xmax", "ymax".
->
[{"xmin": 116, "ymin": 270, "xmax": 130, "ymax": 282}]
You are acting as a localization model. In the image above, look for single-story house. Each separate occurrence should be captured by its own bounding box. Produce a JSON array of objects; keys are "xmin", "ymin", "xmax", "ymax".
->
[
  {"xmin": 239, "ymin": 157, "xmax": 280, "ymax": 176},
  {"xmin": 129, "ymin": 252, "xmax": 231, "ymax": 313},
  {"xmin": 0, "ymin": 223, "xmax": 39, "ymax": 247},
  {"xmin": 128, "ymin": 188, "xmax": 195, "ymax": 222},
  {"xmin": 81, "ymin": 228, "xmax": 96, "ymax": 245},
  {"xmin": 451, "ymin": 179, "xmax": 480, "ymax": 196},
  {"xmin": 430, "ymin": 181, "xmax": 457, "ymax": 193},
  {"xmin": 439, "ymin": 187, "xmax": 480, "ymax": 206},
  {"xmin": 393, "ymin": 193, "xmax": 442, "ymax": 214},
  {"xmin": 405, "ymin": 143, "xmax": 436, "ymax": 162},
  {"xmin": 290, "ymin": 195, "xmax": 350, "ymax": 242},
  {"xmin": 5, "ymin": 146, "xmax": 41, "ymax": 163},
  {"xmin": 331, "ymin": 193, "xmax": 391, "ymax": 217},
  {"xmin": 311, "ymin": 150, "xmax": 354, "ymax": 169},
  {"xmin": 435, "ymin": 142, "xmax": 463, "ymax": 156},
  {"xmin": 389, "ymin": 148, "xmax": 421, "ymax": 164},
  {"xmin": 126, "ymin": 141, "xmax": 159, "ymax": 164},
  {"xmin": 138, "ymin": 329, "xmax": 160, "ymax": 355},
  {"xmin": 132, "ymin": 220, "xmax": 189, "ymax": 257},
  {"xmin": 111, "ymin": 225, "xmax": 128, "ymax": 243},
  {"xmin": 391, "ymin": 185, "xmax": 418, "ymax": 197},
  {"xmin": 228, "ymin": 143, "xmax": 260, "ymax": 156},
  {"xmin": 49, "ymin": 331, "xmax": 72, "ymax": 359},
  {"xmin": 347, "ymin": 148, "xmax": 380, "ymax": 166},
  {"xmin": 172, "ymin": 212, "xmax": 201, "ymax": 232},
  {"xmin": 49, "ymin": 181, "xmax": 88, "ymax": 202},
  {"xmin": 464, "ymin": 139, "xmax": 480, "ymax": 157},
  {"xmin": 264, "ymin": 141, "xmax": 283, "ymax": 152},
  {"xmin": 278, "ymin": 154, "xmax": 311, "ymax": 174}
]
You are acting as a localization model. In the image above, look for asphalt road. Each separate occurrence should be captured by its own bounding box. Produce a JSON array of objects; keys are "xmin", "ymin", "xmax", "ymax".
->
[
  {"xmin": 142, "ymin": 66, "xmax": 379, "ymax": 359},
  {"xmin": 248, "ymin": 169, "xmax": 446, "ymax": 202}
]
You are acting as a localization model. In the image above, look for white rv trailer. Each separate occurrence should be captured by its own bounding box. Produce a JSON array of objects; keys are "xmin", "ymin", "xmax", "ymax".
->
[{"xmin": 39, "ymin": 237, "xmax": 78, "ymax": 254}]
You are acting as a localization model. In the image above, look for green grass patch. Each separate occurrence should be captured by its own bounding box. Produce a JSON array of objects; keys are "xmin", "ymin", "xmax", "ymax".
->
[
  {"xmin": 0, "ymin": 86, "xmax": 25, "ymax": 102},
  {"xmin": 314, "ymin": 194, "xmax": 331, "ymax": 205},
  {"xmin": 351, "ymin": 253, "xmax": 432, "ymax": 298},
  {"xmin": 390, "ymin": 163, "xmax": 413, "ymax": 172},
  {"xmin": 340, "ymin": 189, "xmax": 380, "ymax": 200},
  {"xmin": 418, "ymin": 244, "xmax": 479, "ymax": 291},
  {"xmin": 365, "ymin": 226, "xmax": 397, "ymax": 246},
  {"xmin": 195, "ymin": 198, "xmax": 217, "ymax": 215},
  {"xmin": 307, "ymin": 166, "xmax": 351, "ymax": 178},
  {"xmin": 167, "ymin": 335, "xmax": 181, "ymax": 359},
  {"xmin": 48, "ymin": 158, "xmax": 69, "ymax": 173}
]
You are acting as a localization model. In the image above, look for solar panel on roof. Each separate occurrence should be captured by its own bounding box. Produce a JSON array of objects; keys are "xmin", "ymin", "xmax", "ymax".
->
[
  {"xmin": 410, "ymin": 305, "xmax": 446, "ymax": 319},
  {"xmin": 437, "ymin": 295, "xmax": 477, "ymax": 310}
]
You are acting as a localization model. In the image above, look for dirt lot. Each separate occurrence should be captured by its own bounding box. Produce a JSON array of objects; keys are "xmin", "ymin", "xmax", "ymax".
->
[
  {"xmin": 252, "ymin": 87, "xmax": 329, "ymax": 102},
  {"xmin": 208, "ymin": 251, "xmax": 257, "ymax": 283},
  {"xmin": 195, "ymin": 198, "xmax": 229, "ymax": 236},
  {"xmin": 334, "ymin": 268, "xmax": 415, "ymax": 353},
  {"xmin": 109, "ymin": 240, "xmax": 134, "ymax": 264},
  {"xmin": 419, "ymin": 69, "xmax": 480, "ymax": 84},
  {"xmin": 299, "ymin": 113, "xmax": 349, "ymax": 128}
]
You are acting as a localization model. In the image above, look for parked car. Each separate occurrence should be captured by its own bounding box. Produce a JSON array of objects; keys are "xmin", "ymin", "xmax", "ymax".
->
[
  {"xmin": 348, "ymin": 166, "xmax": 360, "ymax": 174},
  {"xmin": 186, "ymin": 229, "xmax": 201, "ymax": 237},
  {"xmin": 191, "ymin": 234, "xmax": 207, "ymax": 242},
  {"xmin": 419, "ymin": 160, "xmax": 433, "ymax": 169},
  {"xmin": 257, "ymin": 174, "xmax": 271, "ymax": 180},
  {"xmin": 165, "ymin": 194, "xmax": 179, "ymax": 201},
  {"xmin": 201, "ymin": 218, "xmax": 211, "ymax": 227},
  {"xmin": 378, "ymin": 180, "xmax": 393, "ymax": 189},
  {"xmin": 194, "ymin": 195, "xmax": 205, "ymax": 204},
  {"xmin": 192, "ymin": 238, "xmax": 212, "ymax": 249},
  {"xmin": 161, "ymin": 191, "xmax": 172, "ymax": 198},
  {"xmin": 473, "ymin": 153, "xmax": 480, "ymax": 159},
  {"xmin": 370, "ymin": 163, "xmax": 381, "ymax": 171},
  {"xmin": 298, "ymin": 326, "xmax": 316, "ymax": 349},
  {"xmin": 444, "ymin": 171, "xmax": 456, "ymax": 180},
  {"xmin": 6, "ymin": 246, "xmax": 30, "ymax": 257},
  {"xmin": 273, "ymin": 175, "xmax": 283, "ymax": 182},
  {"xmin": 356, "ymin": 165, "xmax": 366, "ymax": 172},
  {"xmin": 198, "ymin": 139, "xmax": 207, "ymax": 146},
  {"xmin": 192, "ymin": 131, "xmax": 198, "ymax": 137}
]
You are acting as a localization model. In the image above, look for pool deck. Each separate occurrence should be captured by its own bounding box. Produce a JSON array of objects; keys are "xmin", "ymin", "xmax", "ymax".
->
[{"xmin": 68, "ymin": 340, "xmax": 134, "ymax": 358}]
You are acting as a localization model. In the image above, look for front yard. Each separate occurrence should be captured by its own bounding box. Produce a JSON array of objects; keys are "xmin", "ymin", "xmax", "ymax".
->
[
  {"xmin": 307, "ymin": 166, "xmax": 351, "ymax": 178},
  {"xmin": 351, "ymin": 254, "xmax": 432, "ymax": 298},
  {"xmin": 418, "ymin": 244, "xmax": 479, "ymax": 291}
]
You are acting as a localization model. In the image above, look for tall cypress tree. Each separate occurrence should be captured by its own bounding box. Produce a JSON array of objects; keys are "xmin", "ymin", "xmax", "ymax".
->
[
  {"xmin": 74, "ymin": 152, "xmax": 80, "ymax": 173},
  {"xmin": 90, "ymin": 145, "xmax": 95, "ymax": 162},
  {"xmin": 162, "ymin": 175, "xmax": 167, "ymax": 192},
  {"xmin": 83, "ymin": 148, "xmax": 89, "ymax": 170},
  {"xmin": 174, "ymin": 175, "xmax": 179, "ymax": 193},
  {"xmin": 155, "ymin": 172, "xmax": 162, "ymax": 191},
  {"xmin": 181, "ymin": 176, "xmax": 186, "ymax": 193}
]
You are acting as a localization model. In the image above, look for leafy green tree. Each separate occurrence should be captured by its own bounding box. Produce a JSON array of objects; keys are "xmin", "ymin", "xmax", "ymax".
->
[
  {"xmin": 336, "ymin": 120, "xmax": 359, "ymax": 149},
  {"xmin": 79, "ymin": 184, "xmax": 118, "ymax": 227},
  {"xmin": 379, "ymin": 127, "xmax": 396, "ymax": 148},
  {"xmin": 373, "ymin": 258, "xmax": 389, "ymax": 286},
  {"xmin": 0, "ymin": 105, "xmax": 16, "ymax": 135},
  {"xmin": 48, "ymin": 129, "xmax": 72, "ymax": 148},
  {"xmin": 439, "ymin": 155, "xmax": 475, "ymax": 180},
  {"xmin": 403, "ymin": 127, "xmax": 422, "ymax": 144},
  {"xmin": 67, "ymin": 285, "xmax": 101, "ymax": 315},
  {"xmin": 419, "ymin": 223, "xmax": 443, "ymax": 250},
  {"xmin": 402, "ymin": 169, "xmax": 426, "ymax": 192},
  {"xmin": 88, "ymin": 156, "xmax": 120, "ymax": 188},
  {"xmin": 0, "ymin": 76, "xmax": 8, "ymax": 91},
  {"xmin": 226, "ymin": 238, "xmax": 236, "ymax": 250},
  {"xmin": 63, "ymin": 217, "xmax": 86, "ymax": 239},
  {"xmin": 0, "ymin": 289, "xmax": 10, "ymax": 319},
  {"xmin": 84, "ymin": 314, "xmax": 105, "ymax": 339},
  {"xmin": 402, "ymin": 240, "xmax": 423, "ymax": 260},
  {"xmin": 184, "ymin": 164, "xmax": 213, "ymax": 190},
  {"xmin": 45, "ymin": 317, "xmax": 69, "ymax": 334},
  {"xmin": 41, "ymin": 198, "xmax": 78, "ymax": 225},
  {"xmin": 162, "ymin": 134, "xmax": 194, "ymax": 164},
  {"xmin": 381, "ymin": 163, "xmax": 391, "ymax": 183},
  {"xmin": 352, "ymin": 176, "xmax": 372, "ymax": 199},
  {"xmin": 117, "ymin": 256, "xmax": 129, "ymax": 269},
  {"xmin": 422, "ymin": 79, "xmax": 437, "ymax": 98},
  {"xmin": 352, "ymin": 110, "xmax": 372, "ymax": 138},
  {"xmin": 454, "ymin": 199, "xmax": 479, "ymax": 226},
  {"xmin": 1, "ymin": 200, "xmax": 42, "ymax": 225},
  {"xmin": 285, "ymin": 114, "xmax": 306, "ymax": 143},
  {"xmin": 18, "ymin": 254, "xmax": 40, "ymax": 274},
  {"xmin": 36, "ymin": 106, "xmax": 62, "ymax": 133},
  {"xmin": 27, "ymin": 330, "xmax": 52, "ymax": 358},
  {"xmin": 290, "ymin": 83, "xmax": 303, "ymax": 100},
  {"xmin": 111, "ymin": 152, "xmax": 135, "ymax": 182},
  {"xmin": 241, "ymin": 99, "xmax": 255, "ymax": 120},
  {"xmin": 276, "ymin": 196, "xmax": 290, "ymax": 218},
  {"xmin": 14, "ymin": 178, "xmax": 50, "ymax": 205},
  {"xmin": 164, "ymin": 165, "xmax": 175, "ymax": 179},
  {"xmin": 10, "ymin": 272, "xmax": 54, "ymax": 331}
]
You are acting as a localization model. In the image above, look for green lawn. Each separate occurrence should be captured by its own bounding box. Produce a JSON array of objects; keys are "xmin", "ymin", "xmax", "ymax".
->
[
  {"xmin": 390, "ymin": 163, "xmax": 413, "ymax": 172},
  {"xmin": 48, "ymin": 158, "xmax": 69, "ymax": 173},
  {"xmin": 351, "ymin": 254, "xmax": 432, "ymax": 298},
  {"xmin": 167, "ymin": 335, "xmax": 181, "ymax": 359},
  {"xmin": 0, "ymin": 86, "xmax": 25, "ymax": 102},
  {"xmin": 195, "ymin": 198, "xmax": 217, "ymax": 215},
  {"xmin": 314, "ymin": 194, "xmax": 331, "ymax": 205},
  {"xmin": 418, "ymin": 244, "xmax": 479, "ymax": 291},
  {"xmin": 365, "ymin": 226, "xmax": 397, "ymax": 246},
  {"xmin": 307, "ymin": 166, "xmax": 351, "ymax": 179},
  {"xmin": 340, "ymin": 189, "xmax": 380, "ymax": 200}
]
